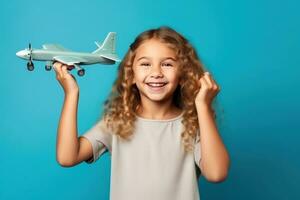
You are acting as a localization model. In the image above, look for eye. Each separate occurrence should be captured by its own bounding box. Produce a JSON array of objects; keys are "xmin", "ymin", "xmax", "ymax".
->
[
  {"xmin": 140, "ymin": 63, "xmax": 150, "ymax": 66},
  {"xmin": 162, "ymin": 63, "xmax": 173, "ymax": 67}
]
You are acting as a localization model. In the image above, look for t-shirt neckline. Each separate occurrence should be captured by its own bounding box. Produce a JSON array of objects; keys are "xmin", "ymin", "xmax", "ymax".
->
[{"xmin": 135, "ymin": 111, "xmax": 184, "ymax": 122}]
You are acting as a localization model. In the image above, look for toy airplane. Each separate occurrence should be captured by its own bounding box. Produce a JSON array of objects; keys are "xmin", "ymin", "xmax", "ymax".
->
[{"xmin": 16, "ymin": 32, "xmax": 120, "ymax": 76}]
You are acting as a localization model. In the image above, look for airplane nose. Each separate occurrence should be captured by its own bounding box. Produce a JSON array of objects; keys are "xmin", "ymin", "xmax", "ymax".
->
[
  {"xmin": 16, "ymin": 50, "xmax": 23, "ymax": 57},
  {"xmin": 16, "ymin": 50, "xmax": 28, "ymax": 58}
]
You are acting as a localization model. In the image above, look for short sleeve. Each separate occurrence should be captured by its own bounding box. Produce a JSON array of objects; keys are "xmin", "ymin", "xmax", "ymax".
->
[
  {"xmin": 79, "ymin": 119, "xmax": 112, "ymax": 164},
  {"xmin": 194, "ymin": 130, "xmax": 203, "ymax": 173}
]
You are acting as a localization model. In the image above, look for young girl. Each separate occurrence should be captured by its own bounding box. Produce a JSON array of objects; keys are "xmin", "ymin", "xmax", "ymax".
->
[{"xmin": 54, "ymin": 26, "xmax": 230, "ymax": 200}]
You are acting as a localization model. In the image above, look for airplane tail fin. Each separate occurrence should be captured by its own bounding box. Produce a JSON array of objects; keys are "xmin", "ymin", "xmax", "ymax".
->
[{"xmin": 92, "ymin": 32, "xmax": 120, "ymax": 62}]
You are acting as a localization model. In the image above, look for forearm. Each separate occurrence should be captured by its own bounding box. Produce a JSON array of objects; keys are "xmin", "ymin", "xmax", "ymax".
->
[
  {"xmin": 196, "ymin": 104, "xmax": 230, "ymax": 182},
  {"xmin": 56, "ymin": 90, "xmax": 80, "ymax": 165}
]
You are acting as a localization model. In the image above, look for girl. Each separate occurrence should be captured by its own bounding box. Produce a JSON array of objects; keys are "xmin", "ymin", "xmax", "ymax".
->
[{"xmin": 55, "ymin": 26, "xmax": 230, "ymax": 200}]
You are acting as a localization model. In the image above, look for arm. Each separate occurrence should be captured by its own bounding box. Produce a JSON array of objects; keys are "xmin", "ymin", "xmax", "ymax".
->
[
  {"xmin": 56, "ymin": 91, "xmax": 95, "ymax": 167},
  {"xmin": 54, "ymin": 62, "xmax": 94, "ymax": 167},
  {"xmin": 196, "ymin": 104, "xmax": 230, "ymax": 182}
]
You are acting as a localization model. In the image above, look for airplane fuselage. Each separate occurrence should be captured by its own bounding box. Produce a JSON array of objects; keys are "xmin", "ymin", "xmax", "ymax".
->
[{"xmin": 17, "ymin": 49, "xmax": 115, "ymax": 65}]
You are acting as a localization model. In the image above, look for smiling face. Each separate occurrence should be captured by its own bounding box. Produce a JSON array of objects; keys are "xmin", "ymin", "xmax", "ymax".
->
[{"xmin": 132, "ymin": 38, "xmax": 181, "ymax": 104}]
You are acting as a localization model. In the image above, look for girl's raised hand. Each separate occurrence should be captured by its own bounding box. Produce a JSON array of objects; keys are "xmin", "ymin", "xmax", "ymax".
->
[
  {"xmin": 53, "ymin": 61, "xmax": 79, "ymax": 95},
  {"xmin": 195, "ymin": 72, "xmax": 221, "ymax": 108}
]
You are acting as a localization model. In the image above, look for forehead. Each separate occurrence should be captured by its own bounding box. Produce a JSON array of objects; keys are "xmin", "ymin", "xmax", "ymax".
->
[{"xmin": 134, "ymin": 39, "xmax": 177, "ymax": 59}]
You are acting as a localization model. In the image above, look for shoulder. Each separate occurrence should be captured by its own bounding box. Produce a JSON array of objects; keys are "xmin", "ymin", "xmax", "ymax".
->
[{"xmin": 97, "ymin": 116, "xmax": 117, "ymax": 135}]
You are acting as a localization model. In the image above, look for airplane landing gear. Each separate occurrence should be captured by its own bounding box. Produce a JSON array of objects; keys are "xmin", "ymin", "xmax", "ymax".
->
[
  {"xmin": 27, "ymin": 61, "xmax": 34, "ymax": 71},
  {"xmin": 45, "ymin": 65, "xmax": 52, "ymax": 71},
  {"xmin": 77, "ymin": 69, "xmax": 85, "ymax": 76},
  {"xmin": 27, "ymin": 43, "xmax": 34, "ymax": 71}
]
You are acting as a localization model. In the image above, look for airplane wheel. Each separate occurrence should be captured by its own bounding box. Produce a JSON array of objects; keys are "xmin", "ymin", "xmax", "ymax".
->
[
  {"xmin": 78, "ymin": 69, "xmax": 85, "ymax": 76},
  {"xmin": 27, "ymin": 62, "xmax": 34, "ymax": 71},
  {"xmin": 45, "ymin": 65, "xmax": 52, "ymax": 71}
]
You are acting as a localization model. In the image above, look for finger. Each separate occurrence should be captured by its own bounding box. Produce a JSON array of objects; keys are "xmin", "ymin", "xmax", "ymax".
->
[
  {"xmin": 199, "ymin": 77, "xmax": 208, "ymax": 89},
  {"xmin": 201, "ymin": 73, "xmax": 210, "ymax": 88},
  {"xmin": 61, "ymin": 65, "xmax": 69, "ymax": 78},
  {"xmin": 53, "ymin": 61, "xmax": 60, "ymax": 71},
  {"xmin": 52, "ymin": 61, "xmax": 58, "ymax": 71},
  {"xmin": 197, "ymin": 73, "xmax": 207, "ymax": 87},
  {"xmin": 54, "ymin": 62, "xmax": 63, "ymax": 78},
  {"xmin": 210, "ymin": 78, "xmax": 220, "ymax": 91},
  {"xmin": 203, "ymin": 72, "xmax": 213, "ymax": 88},
  {"xmin": 205, "ymin": 72, "xmax": 220, "ymax": 91}
]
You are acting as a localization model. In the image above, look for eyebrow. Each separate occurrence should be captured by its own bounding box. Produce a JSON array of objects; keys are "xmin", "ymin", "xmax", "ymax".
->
[{"xmin": 137, "ymin": 56, "xmax": 177, "ymax": 61}]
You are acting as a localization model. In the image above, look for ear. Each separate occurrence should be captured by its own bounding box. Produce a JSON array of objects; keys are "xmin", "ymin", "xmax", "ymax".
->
[{"xmin": 130, "ymin": 65, "xmax": 136, "ymax": 84}]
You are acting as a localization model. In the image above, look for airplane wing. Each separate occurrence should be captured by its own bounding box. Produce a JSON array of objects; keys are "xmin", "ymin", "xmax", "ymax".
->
[
  {"xmin": 42, "ymin": 44, "xmax": 72, "ymax": 51},
  {"xmin": 53, "ymin": 56, "xmax": 85, "ymax": 65}
]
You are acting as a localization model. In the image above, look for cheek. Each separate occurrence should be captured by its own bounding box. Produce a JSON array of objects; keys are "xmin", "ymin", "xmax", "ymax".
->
[
  {"xmin": 133, "ymin": 69, "xmax": 148, "ymax": 81},
  {"xmin": 164, "ymin": 70, "xmax": 180, "ymax": 83}
]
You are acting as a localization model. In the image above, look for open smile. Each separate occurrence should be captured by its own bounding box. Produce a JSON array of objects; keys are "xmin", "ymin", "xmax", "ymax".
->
[{"xmin": 145, "ymin": 82, "xmax": 168, "ymax": 92}]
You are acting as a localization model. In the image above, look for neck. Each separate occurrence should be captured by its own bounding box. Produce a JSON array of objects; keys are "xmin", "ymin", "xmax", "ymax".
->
[{"xmin": 136, "ymin": 95, "xmax": 182, "ymax": 120}]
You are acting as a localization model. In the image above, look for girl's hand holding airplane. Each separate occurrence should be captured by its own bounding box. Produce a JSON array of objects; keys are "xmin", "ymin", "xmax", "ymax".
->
[{"xmin": 53, "ymin": 61, "xmax": 79, "ymax": 95}]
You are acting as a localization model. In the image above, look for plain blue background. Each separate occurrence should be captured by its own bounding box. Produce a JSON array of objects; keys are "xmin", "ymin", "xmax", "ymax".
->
[{"xmin": 1, "ymin": 0, "xmax": 299, "ymax": 199}]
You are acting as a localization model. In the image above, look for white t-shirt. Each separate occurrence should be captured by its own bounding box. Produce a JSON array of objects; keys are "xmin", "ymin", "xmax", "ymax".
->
[{"xmin": 79, "ymin": 112, "xmax": 202, "ymax": 200}]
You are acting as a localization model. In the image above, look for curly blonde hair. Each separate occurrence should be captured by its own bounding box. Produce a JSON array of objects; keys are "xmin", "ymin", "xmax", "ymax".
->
[{"xmin": 100, "ymin": 26, "xmax": 216, "ymax": 153}]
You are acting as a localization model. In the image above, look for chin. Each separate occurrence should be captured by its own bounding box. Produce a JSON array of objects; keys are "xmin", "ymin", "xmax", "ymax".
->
[{"xmin": 144, "ymin": 93, "xmax": 172, "ymax": 102}]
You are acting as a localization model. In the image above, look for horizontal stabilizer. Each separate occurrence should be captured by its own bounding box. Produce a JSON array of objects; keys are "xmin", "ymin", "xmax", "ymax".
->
[{"xmin": 100, "ymin": 54, "xmax": 121, "ymax": 62}]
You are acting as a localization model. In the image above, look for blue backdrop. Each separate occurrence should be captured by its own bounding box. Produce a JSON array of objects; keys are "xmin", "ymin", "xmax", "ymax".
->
[{"xmin": 1, "ymin": 0, "xmax": 299, "ymax": 199}]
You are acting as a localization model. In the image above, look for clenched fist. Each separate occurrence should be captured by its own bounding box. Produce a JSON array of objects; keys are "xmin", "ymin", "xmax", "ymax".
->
[{"xmin": 53, "ymin": 61, "xmax": 79, "ymax": 95}]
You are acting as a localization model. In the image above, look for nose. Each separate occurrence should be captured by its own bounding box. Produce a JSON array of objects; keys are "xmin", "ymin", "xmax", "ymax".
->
[{"xmin": 150, "ymin": 65, "xmax": 163, "ymax": 78}]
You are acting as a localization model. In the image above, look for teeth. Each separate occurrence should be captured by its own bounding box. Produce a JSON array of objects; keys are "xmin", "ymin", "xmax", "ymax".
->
[{"xmin": 147, "ymin": 83, "xmax": 166, "ymax": 87}]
